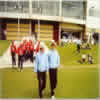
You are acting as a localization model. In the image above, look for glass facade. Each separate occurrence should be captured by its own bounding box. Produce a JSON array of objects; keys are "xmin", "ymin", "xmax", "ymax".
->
[
  {"xmin": 0, "ymin": 0, "xmax": 29, "ymax": 14},
  {"xmin": 32, "ymin": 0, "xmax": 59, "ymax": 16},
  {"xmin": 62, "ymin": 0, "xmax": 86, "ymax": 19},
  {"xmin": 0, "ymin": 0, "xmax": 86, "ymax": 20},
  {"xmin": 0, "ymin": 1, "xmax": 5, "ymax": 12},
  {"xmin": 89, "ymin": 6, "xmax": 100, "ymax": 18},
  {"xmin": 88, "ymin": 0, "xmax": 100, "ymax": 18}
]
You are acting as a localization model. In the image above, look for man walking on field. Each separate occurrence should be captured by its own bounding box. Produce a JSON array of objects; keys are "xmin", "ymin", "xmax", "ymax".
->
[
  {"xmin": 48, "ymin": 40, "xmax": 60, "ymax": 99},
  {"xmin": 34, "ymin": 42, "xmax": 49, "ymax": 98}
]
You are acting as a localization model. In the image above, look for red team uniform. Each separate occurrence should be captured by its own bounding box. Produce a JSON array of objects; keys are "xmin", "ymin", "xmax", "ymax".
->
[
  {"xmin": 17, "ymin": 44, "xmax": 24, "ymax": 71},
  {"xmin": 10, "ymin": 41, "xmax": 16, "ymax": 67},
  {"xmin": 11, "ymin": 40, "xmax": 40, "ymax": 71}
]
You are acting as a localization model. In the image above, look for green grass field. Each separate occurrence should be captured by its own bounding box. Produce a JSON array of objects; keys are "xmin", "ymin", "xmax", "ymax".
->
[
  {"xmin": 0, "ymin": 67, "xmax": 99, "ymax": 98},
  {"xmin": 0, "ymin": 40, "xmax": 11, "ymax": 56},
  {"xmin": 46, "ymin": 42, "xmax": 98, "ymax": 66},
  {"xmin": 0, "ymin": 40, "xmax": 99, "ymax": 98}
]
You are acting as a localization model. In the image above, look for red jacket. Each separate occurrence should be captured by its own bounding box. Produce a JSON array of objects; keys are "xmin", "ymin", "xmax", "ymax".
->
[
  {"xmin": 10, "ymin": 45, "xmax": 16, "ymax": 54},
  {"xmin": 35, "ymin": 41, "xmax": 40, "ymax": 54},
  {"xmin": 23, "ymin": 45, "xmax": 26, "ymax": 52},
  {"xmin": 25, "ymin": 42, "xmax": 30, "ymax": 47},
  {"xmin": 30, "ymin": 43, "xmax": 34, "ymax": 51},
  {"xmin": 17, "ymin": 47, "xmax": 24, "ymax": 56}
]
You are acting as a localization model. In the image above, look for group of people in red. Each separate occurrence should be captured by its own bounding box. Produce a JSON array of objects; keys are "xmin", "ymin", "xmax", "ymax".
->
[{"xmin": 10, "ymin": 40, "xmax": 40, "ymax": 72}]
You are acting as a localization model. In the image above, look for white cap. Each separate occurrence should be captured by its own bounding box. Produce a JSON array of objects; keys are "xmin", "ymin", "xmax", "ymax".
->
[
  {"xmin": 50, "ymin": 40, "xmax": 56, "ymax": 46},
  {"xmin": 40, "ymin": 42, "xmax": 45, "ymax": 48}
]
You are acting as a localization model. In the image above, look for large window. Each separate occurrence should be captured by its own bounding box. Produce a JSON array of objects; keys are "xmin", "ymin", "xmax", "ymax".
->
[
  {"xmin": 89, "ymin": 9, "xmax": 100, "ymax": 18},
  {"xmin": 0, "ymin": 1, "xmax": 6, "ymax": 12},
  {"xmin": 0, "ymin": 0, "xmax": 86, "ymax": 19},
  {"xmin": 32, "ymin": 0, "xmax": 59, "ymax": 16},
  {"xmin": 62, "ymin": 0, "xmax": 86, "ymax": 20},
  {"xmin": 89, "ymin": 2, "xmax": 100, "ymax": 18},
  {"xmin": 0, "ymin": 0, "xmax": 29, "ymax": 14}
]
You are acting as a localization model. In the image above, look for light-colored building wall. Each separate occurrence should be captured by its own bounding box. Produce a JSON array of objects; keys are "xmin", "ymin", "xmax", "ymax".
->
[{"xmin": 86, "ymin": 0, "xmax": 100, "ymax": 32}]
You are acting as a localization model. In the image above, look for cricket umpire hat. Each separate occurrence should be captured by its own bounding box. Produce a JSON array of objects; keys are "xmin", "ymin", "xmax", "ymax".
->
[
  {"xmin": 40, "ymin": 42, "xmax": 45, "ymax": 49},
  {"xmin": 50, "ymin": 40, "xmax": 56, "ymax": 46}
]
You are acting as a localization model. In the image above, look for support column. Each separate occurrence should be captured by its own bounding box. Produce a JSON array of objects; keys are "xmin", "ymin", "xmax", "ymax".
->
[
  {"xmin": 31, "ymin": 21, "xmax": 35, "ymax": 34},
  {"xmin": 29, "ymin": 20, "xmax": 32, "ymax": 36},
  {"xmin": 53, "ymin": 22, "xmax": 59, "ymax": 45},
  {"xmin": 83, "ymin": 26, "xmax": 86, "ymax": 40},
  {"xmin": 32, "ymin": 21, "xmax": 37, "ymax": 40},
  {"xmin": 0, "ymin": 19, "xmax": 2, "ymax": 40},
  {"xmin": 29, "ymin": 0, "xmax": 32, "ymax": 18}
]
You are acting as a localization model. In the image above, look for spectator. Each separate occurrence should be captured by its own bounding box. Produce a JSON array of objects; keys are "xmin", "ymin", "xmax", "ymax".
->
[
  {"xmin": 88, "ymin": 54, "xmax": 93, "ymax": 64},
  {"xmin": 81, "ymin": 54, "xmax": 86, "ymax": 63},
  {"xmin": 76, "ymin": 38, "xmax": 81, "ymax": 53}
]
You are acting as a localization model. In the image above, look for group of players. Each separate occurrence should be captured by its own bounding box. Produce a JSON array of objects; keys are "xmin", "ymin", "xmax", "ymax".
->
[{"xmin": 10, "ymin": 40, "xmax": 40, "ymax": 72}]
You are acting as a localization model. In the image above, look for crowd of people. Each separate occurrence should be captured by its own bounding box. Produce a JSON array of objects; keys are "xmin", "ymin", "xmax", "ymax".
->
[
  {"xmin": 79, "ymin": 54, "xmax": 93, "ymax": 64},
  {"xmin": 10, "ymin": 39, "xmax": 60, "ymax": 99},
  {"xmin": 76, "ymin": 39, "xmax": 94, "ymax": 64},
  {"xmin": 10, "ymin": 37, "xmax": 94, "ymax": 98},
  {"xmin": 10, "ymin": 40, "xmax": 40, "ymax": 72}
]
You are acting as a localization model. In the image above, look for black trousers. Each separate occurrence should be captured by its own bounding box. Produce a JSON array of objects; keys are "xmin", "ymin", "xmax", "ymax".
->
[
  {"xmin": 77, "ymin": 44, "xmax": 80, "ymax": 52},
  {"xmin": 11, "ymin": 52, "xmax": 16, "ymax": 66},
  {"xmin": 37, "ymin": 71, "xmax": 46, "ymax": 98},
  {"xmin": 49, "ymin": 68, "xmax": 57, "ymax": 96},
  {"xmin": 30, "ymin": 51, "xmax": 34, "ymax": 62},
  {"xmin": 18, "ymin": 55, "xmax": 23, "ymax": 70},
  {"xmin": 24, "ymin": 52, "xmax": 30, "ymax": 61},
  {"xmin": 89, "ymin": 60, "xmax": 93, "ymax": 64}
]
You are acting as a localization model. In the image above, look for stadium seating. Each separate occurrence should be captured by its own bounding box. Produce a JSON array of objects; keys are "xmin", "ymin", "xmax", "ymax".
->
[
  {"xmin": 7, "ymin": 23, "xmax": 30, "ymax": 40},
  {"xmin": 60, "ymin": 23, "xmax": 83, "ymax": 31},
  {"xmin": 35, "ymin": 24, "xmax": 53, "ymax": 41}
]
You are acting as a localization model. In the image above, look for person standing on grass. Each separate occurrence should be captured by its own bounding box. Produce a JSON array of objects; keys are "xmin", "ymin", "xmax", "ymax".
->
[
  {"xmin": 76, "ymin": 38, "xmax": 81, "ymax": 53},
  {"xmin": 48, "ymin": 40, "xmax": 60, "ymax": 99},
  {"xmin": 17, "ymin": 44, "xmax": 24, "ymax": 72},
  {"xmin": 34, "ymin": 42, "xmax": 49, "ymax": 98},
  {"xmin": 81, "ymin": 54, "xmax": 86, "ymax": 63},
  {"xmin": 88, "ymin": 54, "xmax": 93, "ymax": 64},
  {"xmin": 10, "ymin": 40, "xmax": 16, "ymax": 68}
]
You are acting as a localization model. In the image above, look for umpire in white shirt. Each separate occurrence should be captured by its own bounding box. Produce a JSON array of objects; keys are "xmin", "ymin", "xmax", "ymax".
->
[
  {"xmin": 34, "ymin": 42, "xmax": 49, "ymax": 98},
  {"xmin": 48, "ymin": 40, "xmax": 60, "ymax": 99}
]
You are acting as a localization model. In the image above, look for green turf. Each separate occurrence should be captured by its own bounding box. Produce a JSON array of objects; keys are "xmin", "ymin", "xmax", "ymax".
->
[
  {"xmin": 58, "ymin": 44, "xmax": 98, "ymax": 66},
  {"xmin": 0, "ymin": 41, "xmax": 99, "ymax": 98},
  {"xmin": 0, "ymin": 67, "xmax": 99, "ymax": 98},
  {"xmin": 0, "ymin": 40, "xmax": 11, "ymax": 56},
  {"xmin": 0, "ymin": 40, "xmax": 98, "ymax": 66},
  {"xmin": 46, "ymin": 42, "xmax": 99, "ymax": 66}
]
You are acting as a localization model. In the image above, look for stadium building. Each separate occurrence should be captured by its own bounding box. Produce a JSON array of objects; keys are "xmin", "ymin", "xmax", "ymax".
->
[{"xmin": 0, "ymin": 0, "xmax": 100, "ymax": 43}]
